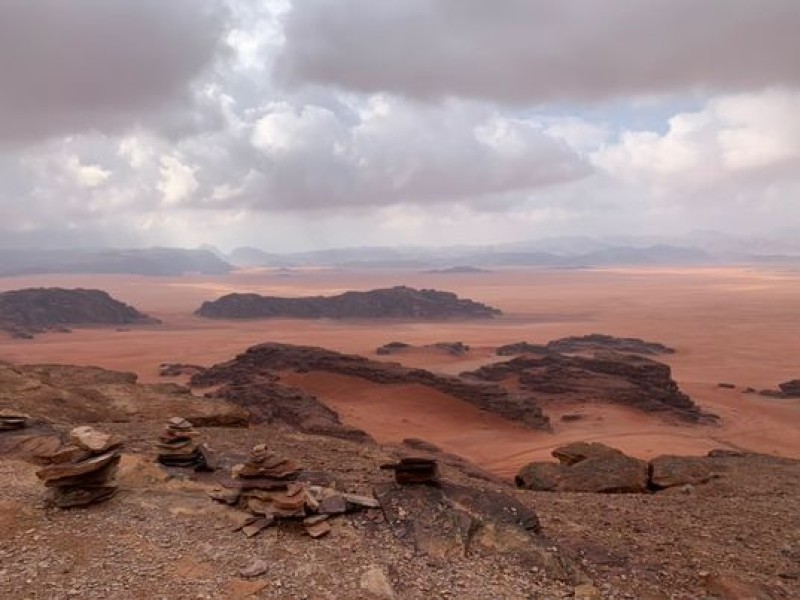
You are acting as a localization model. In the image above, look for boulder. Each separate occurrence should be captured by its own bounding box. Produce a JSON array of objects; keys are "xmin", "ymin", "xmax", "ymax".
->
[
  {"xmin": 516, "ymin": 443, "xmax": 649, "ymax": 493},
  {"xmin": 649, "ymin": 455, "xmax": 715, "ymax": 489}
]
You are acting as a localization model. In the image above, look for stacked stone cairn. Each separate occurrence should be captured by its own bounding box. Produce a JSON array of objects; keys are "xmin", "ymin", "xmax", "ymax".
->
[
  {"xmin": 0, "ymin": 410, "xmax": 30, "ymax": 432},
  {"xmin": 156, "ymin": 417, "xmax": 214, "ymax": 471},
  {"xmin": 210, "ymin": 443, "xmax": 379, "ymax": 539},
  {"xmin": 35, "ymin": 426, "xmax": 123, "ymax": 508}
]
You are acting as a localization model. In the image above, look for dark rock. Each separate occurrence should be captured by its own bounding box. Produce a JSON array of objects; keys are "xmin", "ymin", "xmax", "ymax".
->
[
  {"xmin": 376, "ymin": 341, "xmax": 411, "ymax": 355},
  {"xmin": 0, "ymin": 287, "xmax": 159, "ymax": 338},
  {"xmin": 195, "ymin": 286, "xmax": 501, "ymax": 320},
  {"xmin": 317, "ymin": 495, "xmax": 347, "ymax": 515},
  {"xmin": 159, "ymin": 363, "xmax": 207, "ymax": 377},
  {"xmin": 708, "ymin": 449, "xmax": 746, "ymax": 458},
  {"xmin": 380, "ymin": 457, "xmax": 439, "ymax": 485},
  {"xmin": 717, "ymin": 382, "xmax": 736, "ymax": 389},
  {"xmin": 778, "ymin": 379, "xmax": 800, "ymax": 398},
  {"xmin": 758, "ymin": 389, "xmax": 787, "ymax": 398},
  {"xmin": 560, "ymin": 414, "xmax": 584, "ymax": 422}
]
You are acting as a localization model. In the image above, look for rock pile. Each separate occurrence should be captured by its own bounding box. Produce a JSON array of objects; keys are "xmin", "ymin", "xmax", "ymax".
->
[
  {"xmin": 35, "ymin": 426, "xmax": 122, "ymax": 508},
  {"xmin": 515, "ymin": 442, "xmax": 719, "ymax": 494},
  {"xmin": 156, "ymin": 417, "xmax": 213, "ymax": 470},
  {"xmin": 0, "ymin": 410, "xmax": 29, "ymax": 431},
  {"xmin": 210, "ymin": 444, "xmax": 379, "ymax": 539}
]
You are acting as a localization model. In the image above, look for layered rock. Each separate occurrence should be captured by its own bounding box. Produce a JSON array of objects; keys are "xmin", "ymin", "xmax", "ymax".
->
[
  {"xmin": 464, "ymin": 351, "xmax": 712, "ymax": 423},
  {"xmin": 497, "ymin": 334, "xmax": 675, "ymax": 357},
  {"xmin": 195, "ymin": 286, "xmax": 501, "ymax": 320},
  {"xmin": 192, "ymin": 342, "xmax": 551, "ymax": 433},
  {"xmin": 0, "ymin": 287, "xmax": 159, "ymax": 338},
  {"xmin": 156, "ymin": 417, "xmax": 214, "ymax": 470},
  {"xmin": 35, "ymin": 426, "xmax": 123, "ymax": 508},
  {"xmin": 516, "ymin": 443, "xmax": 719, "ymax": 494}
]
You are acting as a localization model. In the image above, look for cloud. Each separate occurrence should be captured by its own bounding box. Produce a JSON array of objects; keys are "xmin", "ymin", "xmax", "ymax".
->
[
  {"xmin": 594, "ymin": 89, "xmax": 800, "ymax": 188},
  {"xmin": 0, "ymin": 0, "xmax": 229, "ymax": 144},
  {"xmin": 277, "ymin": 0, "xmax": 800, "ymax": 104}
]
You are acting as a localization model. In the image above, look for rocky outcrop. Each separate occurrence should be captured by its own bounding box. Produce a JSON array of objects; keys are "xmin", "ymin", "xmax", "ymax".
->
[
  {"xmin": 464, "ymin": 351, "xmax": 713, "ymax": 423},
  {"xmin": 497, "ymin": 334, "xmax": 675, "ymax": 357},
  {"xmin": 192, "ymin": 342, "xmax": 550, "ymax": 432},
  {"xmin": 0, "ymin": 287, "xmax": 158, "ymax": 337},
  {"xmin": 195, "ymin": 286, "xmax": 501, "ymax": 320},
  {"xmin": 0, "ymin": 363, "xmax": 248, "ymax": 427},
  {"xmin": 778, "ymin": 380, "xmax": 800, "ymax": 398},
  {"xmin": 516, "ymin": 443, "xmax": 720, "ymax": 493}
]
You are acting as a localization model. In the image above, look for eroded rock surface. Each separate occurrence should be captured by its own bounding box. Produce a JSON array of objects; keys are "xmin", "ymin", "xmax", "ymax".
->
[{"xmin": 192, "ymin": 342, "xmax": 550, "ymax": 433}]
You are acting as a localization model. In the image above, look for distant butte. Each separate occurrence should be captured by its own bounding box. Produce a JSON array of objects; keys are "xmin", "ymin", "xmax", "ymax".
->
[
  {"xmin": 0, "ymin": 287, "xmax": 159, "ymax": 338},
  {"xmin": 195, "ymin": 285, "xmax": 501, "ymax": 320}
]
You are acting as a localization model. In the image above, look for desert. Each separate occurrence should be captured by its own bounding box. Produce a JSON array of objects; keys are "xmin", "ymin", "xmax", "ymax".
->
[{"xmin": 1, "ymin": 265, "xmax": 800, "ymax": 599}]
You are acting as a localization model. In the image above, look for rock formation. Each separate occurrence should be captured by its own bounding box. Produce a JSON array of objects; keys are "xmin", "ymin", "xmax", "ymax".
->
[
  {"xmin": 192, "ymin": 342, "xmax": 551, "ymax": 433},
  {"xmin": 515, "ymin": 442, "xmax": 718, "ymax": 493},
  {"xmin": 464, "ymin": 350, "xmax": 712, "ymax": 423},
  {"xmin": 376, "ymin": 341, "xmax": 470, "ymax": 356},
  {"xmin": 195, "ymin": 286, "xmax": 501, "ymax": 320},
  {"xmin": 497, "ymin": 334, "xmax": 675, "ymax": 356},
  {"xmin": 0, "ymin": 287, "xmax": 158, "ymax": 338},
  {"xmin": 156, "ymin": 417, "xmax": 214, "ymax": 470},
  {"xmin": 35, "ymin": 426, "xmax": 123, "ymax": 508}
]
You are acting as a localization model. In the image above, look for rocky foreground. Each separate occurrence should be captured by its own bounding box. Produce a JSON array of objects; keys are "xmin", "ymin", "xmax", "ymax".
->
[
  {"xmin": 195, "ymin": 286, "xmax": 501, "ymax": 320},
  {"xmin": 0, "ymin": 287, "xmax": 158, "ymax": 338},
  {"xmin": 1, "ymin": 411, "xmax": 799, "ymax": 598}
]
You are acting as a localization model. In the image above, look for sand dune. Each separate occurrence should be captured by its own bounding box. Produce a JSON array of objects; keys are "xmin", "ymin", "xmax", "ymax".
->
[{"xmin": 1, "ymin": 266, "xmax": 799, "ymax": 475}]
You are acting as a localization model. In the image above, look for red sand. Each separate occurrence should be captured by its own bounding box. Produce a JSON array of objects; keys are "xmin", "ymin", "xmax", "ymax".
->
[{"xmin": 1, "ymin": 266, "xmax": 799, "ymax": 476}]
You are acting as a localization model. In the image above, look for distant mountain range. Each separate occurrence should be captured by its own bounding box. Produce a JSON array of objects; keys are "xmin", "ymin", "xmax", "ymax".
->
[
  {"xmin": 0, "ymin": 248, "xmax": 231, "ymax": 277},
  {"xmin": 1, "ymin": 232, "xmax": 799, "ymax": 276}
]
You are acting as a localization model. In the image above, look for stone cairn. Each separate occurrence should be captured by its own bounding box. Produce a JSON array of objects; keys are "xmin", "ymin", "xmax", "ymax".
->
[
  {"xmin": 35, "ymin": 426, "xmax": 123, "ymax": 508},
  {"xmin": 0, "ymin": 410, "xmax": 30, "ymax": 432},
  {"xmin": 156, "ymin": 417, "xmax": 214, "ymax": 471},
  {"xmin": 210, "ymin": 444, "xmax": 379, "ymax": 539}
]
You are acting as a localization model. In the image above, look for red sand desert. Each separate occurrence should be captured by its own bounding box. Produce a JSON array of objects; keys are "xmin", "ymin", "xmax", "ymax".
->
[{"xmin": 1, "ymin": 266, "xmax": 799, "ymax": 477}]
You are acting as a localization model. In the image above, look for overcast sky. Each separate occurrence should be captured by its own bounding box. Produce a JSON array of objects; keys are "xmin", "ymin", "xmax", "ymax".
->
[{"xmin": 1, "ymin": 0, "xmax": 799, "ymax": 251}]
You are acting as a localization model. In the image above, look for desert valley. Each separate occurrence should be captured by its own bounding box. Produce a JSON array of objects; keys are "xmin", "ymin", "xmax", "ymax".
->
[{"xmin": 1, "ymin": 264, "xmax": 800, "ymax": 599}]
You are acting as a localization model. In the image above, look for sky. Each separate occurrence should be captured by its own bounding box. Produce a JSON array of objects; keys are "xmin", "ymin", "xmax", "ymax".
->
[{"xmin": 1, "ymin": 0, "xmax": 799, "ymax": 252}]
